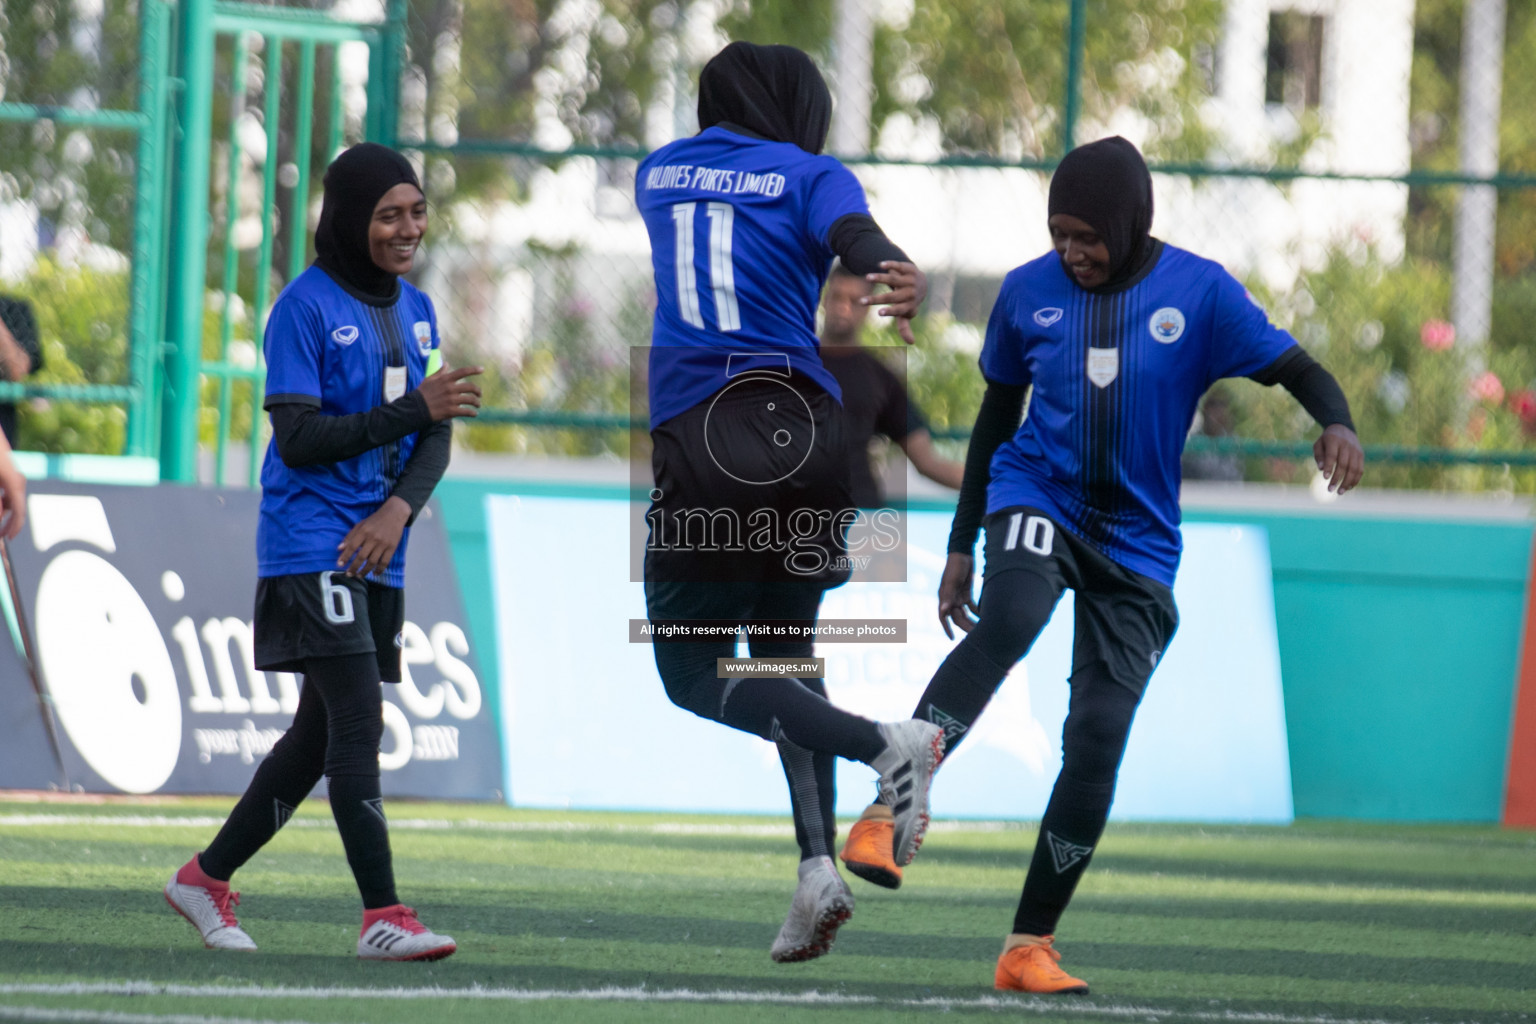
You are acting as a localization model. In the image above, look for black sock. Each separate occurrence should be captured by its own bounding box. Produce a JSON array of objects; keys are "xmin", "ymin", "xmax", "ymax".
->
[
  {"xmin": 721, "ymin": 677, "xmax": 885, "ymax": 764},
  {"xmin": 778, "ymin": 737, "xmax": 836, "ymax": 860},
  {"xmin": 327, "ymin": 773, "xmax": 398, "ymax": 910},
  {"xmin": 1012, "ymin": 772, "xmax": 1115, "ymax": 935}
]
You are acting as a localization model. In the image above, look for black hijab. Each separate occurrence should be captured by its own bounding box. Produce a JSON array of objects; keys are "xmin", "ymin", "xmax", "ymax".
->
[
  {"xmin": 314, "ymin": 142, "xmax": 422, "ymax": 302},
  {"xmin": 1047, "ymin": 136, "xmax": 1157, "ymax": 292},
  {"xmin": 697, "ymin": 42, "xmax": 832, "ymax": 156}
]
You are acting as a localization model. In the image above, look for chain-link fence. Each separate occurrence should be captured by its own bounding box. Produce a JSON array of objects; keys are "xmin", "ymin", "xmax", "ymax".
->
[
  {"xmin": 4, "ymin": 0, "xmax": 1536, "ymax": 491},
  {"xmin": 394, "ymin": 0, "xmax": 1536, "ymax": 491},
  {"xmin": 0, "ymin": 0, "xmax": 153, "ymax": 456}
]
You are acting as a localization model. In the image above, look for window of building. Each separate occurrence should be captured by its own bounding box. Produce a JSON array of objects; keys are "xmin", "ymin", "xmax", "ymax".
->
[{"xmin": 1265, "ymin": 10, "xmax": 1325, "ymax": 112}]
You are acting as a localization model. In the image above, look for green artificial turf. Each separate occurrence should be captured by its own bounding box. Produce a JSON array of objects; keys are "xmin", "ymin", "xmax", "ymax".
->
[{"xmin": 1, "ymin": 798, "xmax": 1533, "ymax": 1024}]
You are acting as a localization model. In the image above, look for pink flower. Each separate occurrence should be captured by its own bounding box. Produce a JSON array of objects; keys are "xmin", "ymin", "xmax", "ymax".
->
[
  {"xmin": 1421, "ymin": 319, "xmax": 1456, "ymax": 350},
  {"xmin": 1512, "ymin": 389, "xmax": 1536, "ymax": 425},
  {"xmin": 1469, "ymin": 370, "xmax": 1504, "ymax": 405}
]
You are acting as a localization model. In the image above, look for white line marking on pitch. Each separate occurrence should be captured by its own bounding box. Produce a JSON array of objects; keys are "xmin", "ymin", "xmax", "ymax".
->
[
  {"xmin": 0, "ymin": 982, "xmax": 1477, "ymax": 1024},
  {"xmin": 0, "ymin": 813, "xmax": 1027, "ymax": 837},
  {"xmin": 0, "ymin": 1007, "xmax": 316, "ymax": 1024}
]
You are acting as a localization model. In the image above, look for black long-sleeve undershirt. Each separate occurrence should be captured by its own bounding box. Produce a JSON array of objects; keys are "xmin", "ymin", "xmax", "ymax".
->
[
  {"xmin": 828, "ymin": 213, "xmax": 910, "ymax": 276},
  {"xmin": 267, "ymin": 397, "xmax": 451, "ymax": 523},
  {"xmin": 1248, "ymin": 345, "xmax": 1355, "ymax": 432},
  {"xmin": 947, "ymin": 378, "xmax": 1029, "ymax": 556}
]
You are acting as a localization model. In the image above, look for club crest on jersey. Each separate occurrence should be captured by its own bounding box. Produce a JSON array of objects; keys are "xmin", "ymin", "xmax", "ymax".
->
[
  {"xmin": 1149, "ymin": 307, "xmax": 1185, "ymax": 344},
  {"xmin": 1033, "ymin": 307, "xmax": 1063, "ymax": 327},
  {"xmin": 1087, "ymin": 347, "xmax": 1118, "ymax": 388},
  {"xmin": 331, "ymin": 325, "xmax": 359, "ymax": 346},
  {"xmin": 413, "ymin": 320, "xmax": 432, "ymax": 356}
]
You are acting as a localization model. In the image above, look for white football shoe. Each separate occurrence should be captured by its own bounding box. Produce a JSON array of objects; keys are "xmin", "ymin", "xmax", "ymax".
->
[
  {"xmin": 770, "ymin": 855, "xmax": 855, "ymax": 963},
  {"xmin": 871, "ymin": 719, "xmax": 946, "ymax": 867},
  {"xmin": 164, "ymin": 859, "xmax": 257, "ymax": 951},
  {"xmin": 358, "ymin": 904, "xmax": 457, "ymax": 961}
]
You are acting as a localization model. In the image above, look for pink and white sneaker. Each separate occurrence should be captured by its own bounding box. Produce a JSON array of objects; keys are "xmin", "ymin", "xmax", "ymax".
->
[
  {"xmin": 358, "ymin": 904, "xmax": 457, "ymax": 961},
  {"xmin": 164, "ymin": 855, "xmax": 257, "ymax": 951}
]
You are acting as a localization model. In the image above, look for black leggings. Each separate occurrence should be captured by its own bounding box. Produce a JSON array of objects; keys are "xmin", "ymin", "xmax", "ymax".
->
[
  {"xmin": 911, "ymin": 567, "xmax": 1144, "ymax": 936},
  {"xmin": 199, "ymin": 652, "xmax": 398, "ymax": 908}
]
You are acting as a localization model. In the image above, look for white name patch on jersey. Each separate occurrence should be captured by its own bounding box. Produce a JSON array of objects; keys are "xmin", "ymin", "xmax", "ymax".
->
[{"xmin": 1087, "ymin": 347, "xmax": 1119, "ymax": 388}]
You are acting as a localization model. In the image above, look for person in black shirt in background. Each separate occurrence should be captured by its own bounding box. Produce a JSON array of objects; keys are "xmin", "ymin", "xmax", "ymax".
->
[
  {"xmin": 0, "ymin": 297, "xmax": 42, "ymax": 447},
  {"xmin": 819, "ymin": 263, "xmax": 964, "ymax": 506}
]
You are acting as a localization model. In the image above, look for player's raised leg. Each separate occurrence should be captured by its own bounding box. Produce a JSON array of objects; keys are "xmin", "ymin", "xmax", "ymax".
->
[{"xmin": 843, "ymin": 555, "xmax": 1062, "ymax": 888}]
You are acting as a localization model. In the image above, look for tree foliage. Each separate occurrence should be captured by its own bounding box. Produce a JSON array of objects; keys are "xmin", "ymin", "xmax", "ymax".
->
[{"xmin": 0, "ymin": 0, "xmax": 141, "ymax": 251}]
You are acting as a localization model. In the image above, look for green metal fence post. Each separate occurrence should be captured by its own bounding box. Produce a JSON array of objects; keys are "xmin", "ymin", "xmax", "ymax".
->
[
  {"xmin": 289, "ymin": 40, "xmax": 318, "ymax": 281},
  {"xmin": 213, "ymin": 32, "xmax": 251, "ymax": 486},
  {"xmin": 365, "ymin": 0, "xmax": 406, "ymax": 145},
  {"xmin": 162, "ymin": 0, "xmax": 217, "ymax": 482},
  {"xmin": 1062, "ymin": 0, "xmax": 1086, "ymax": 154},
  {"xmin": 127, "ymin": 0, "xmax": 175, "ymax": 458},
  {"xmin": 246, "ymin": 35, "xmax": 285, "ymax": 488}
]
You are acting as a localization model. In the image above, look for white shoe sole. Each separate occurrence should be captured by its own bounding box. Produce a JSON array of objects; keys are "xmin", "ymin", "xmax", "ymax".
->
[{"xmin": 770, "ymin": 892, "xmax": 853, "ymax": 963}]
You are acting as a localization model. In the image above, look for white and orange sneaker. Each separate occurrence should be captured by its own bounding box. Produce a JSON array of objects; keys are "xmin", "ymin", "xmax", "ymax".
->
[
  {"xmin": 164, "ymin": 855, "xmax": 257, "ymax": 951},
  {"xmin": 358, "ymin": 905, "xmax": 457, "ymax": 961}
]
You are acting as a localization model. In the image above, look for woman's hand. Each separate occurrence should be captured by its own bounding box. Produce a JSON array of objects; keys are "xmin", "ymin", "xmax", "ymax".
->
[
  {"xmin": 1314, "ymin": 424, "xmax": 1364, "ymax": 494},
  {"xmin": 866, "ymin": 261, "xmax": 928, "ymax": 345},
  {"xmin": 938, "ymin": 552, "xmax": 979, "ymax": 640},
  {"xmin": 337, "ymin": 496, "xmax": 412, "ymax": 578},
  {"xmin": 417, "ymin": 365, "xmax": 484, "ymax": 421}
]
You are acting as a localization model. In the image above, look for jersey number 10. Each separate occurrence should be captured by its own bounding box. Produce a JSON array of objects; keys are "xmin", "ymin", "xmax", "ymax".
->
[{"xmin": 672, "ymin": 201, "xmax": 741, "ymax": 332}]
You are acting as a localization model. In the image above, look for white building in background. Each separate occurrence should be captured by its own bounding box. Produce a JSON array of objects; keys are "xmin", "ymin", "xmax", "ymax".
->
[
  {"xmin": 868, "ymin": 0, "xmax": 1418, "ymax": 292},
  {"xmin": 1178, "ymin": 0, "xmax": 1416, "ymax": 285}
]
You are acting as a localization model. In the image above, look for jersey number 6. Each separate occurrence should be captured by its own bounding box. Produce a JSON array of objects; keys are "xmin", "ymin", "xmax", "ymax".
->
[
  {"xmin": 672, "ymin": 201, "xmax": 741, "ymax": 332},
  {"xmin": 320, "ymin": 571, "xmax": 356, "ymax": 625}
]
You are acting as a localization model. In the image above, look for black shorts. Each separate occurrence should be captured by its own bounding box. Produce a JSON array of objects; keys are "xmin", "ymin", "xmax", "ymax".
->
[
  {"xmin": 645, "ymin": 372, "xmax": 853, "ymax": 586},
  {"xmin": 253, "ymin": 571, "xmax": 405, "ymax": 682},
  {"xmin": 982, "ymin": 506, "xmax": 1178, "ymax": 698}
]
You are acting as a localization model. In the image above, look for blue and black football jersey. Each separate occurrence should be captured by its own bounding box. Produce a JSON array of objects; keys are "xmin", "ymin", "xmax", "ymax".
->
[
  {"xmin": 980, "ymin": 244, "xmax": 1296, "ymax": 586},
  {"xmin": 257, "ymin": 266, "xmax": 440, "ymax": 587},
  {"xmin": 637, "ymin": 126, "xmax": 871, "ymax": 427}
]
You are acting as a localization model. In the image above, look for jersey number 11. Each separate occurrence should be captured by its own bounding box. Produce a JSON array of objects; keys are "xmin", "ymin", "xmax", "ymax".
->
[{"xmin": 672, "ymin": 201, "xmax": 741, "ymax": 332}]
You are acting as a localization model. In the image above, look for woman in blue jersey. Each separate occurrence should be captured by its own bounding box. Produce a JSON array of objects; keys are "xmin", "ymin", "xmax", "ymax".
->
[
  {"xmin": 636, "ymin": 42, "xmax": 945, "ymax": 964},
  {"xmin": 164, "ymin": 143, "xmax": 483, "ymax": 961},
  {"xmin": 839, "ymin": 137, "xmax": 1364, "ymax": 994}
]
